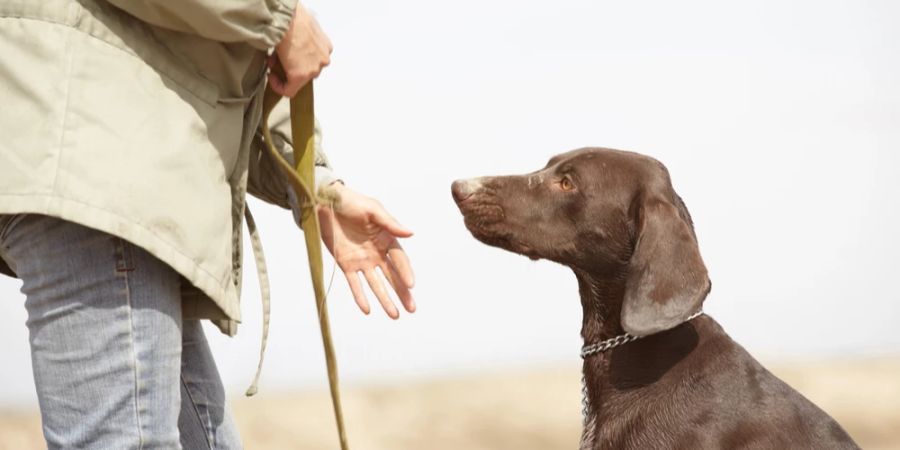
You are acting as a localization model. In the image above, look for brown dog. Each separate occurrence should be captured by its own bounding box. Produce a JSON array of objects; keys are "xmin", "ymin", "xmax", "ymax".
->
[{"xmin": 451, "ymin": 148, "xmax": 858, "ymax": 450}]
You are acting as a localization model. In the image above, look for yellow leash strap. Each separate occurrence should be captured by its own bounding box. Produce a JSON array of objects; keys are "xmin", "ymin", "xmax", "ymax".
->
[
  {"xmin": 244, "ymin": 205, "xmax": 271, "ymax": 397},
  {"xmin": 254, "ymin": 80, "xmax": 349, "ymax": 450}
]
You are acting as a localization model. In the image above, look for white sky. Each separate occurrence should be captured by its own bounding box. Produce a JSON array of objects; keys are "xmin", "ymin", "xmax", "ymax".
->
[{"xmin": 1, "ymin": 0, "xmax": 898, "ymax": 408}]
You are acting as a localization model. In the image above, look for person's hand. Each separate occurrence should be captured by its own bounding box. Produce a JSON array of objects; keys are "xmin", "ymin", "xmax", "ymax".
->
[
  {"xmin": 269, "ymin": 3, "xmax": 332, "ymax": 97},
  {"xmin": 318, "ymin": 184, "xmax": 416, "ymax": 319}
]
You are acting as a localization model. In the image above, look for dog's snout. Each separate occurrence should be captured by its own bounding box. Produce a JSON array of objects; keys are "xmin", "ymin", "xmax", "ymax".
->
[{"xmin": 451, "ymin": 178, "xmax": 484, "ymax": 203}]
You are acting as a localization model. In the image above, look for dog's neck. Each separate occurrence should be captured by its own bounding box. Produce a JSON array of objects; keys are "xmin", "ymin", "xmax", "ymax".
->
[
  {"xmin": 573, "ymin": 268, "xmax": 626, "ymax": 448},
  {"xmin": 574, "ymin": 269, "xmax": 628, "ymax": 344},
  {"xmin": 573, "ymin": 268, "xmax": 707, "ymax": 448}
]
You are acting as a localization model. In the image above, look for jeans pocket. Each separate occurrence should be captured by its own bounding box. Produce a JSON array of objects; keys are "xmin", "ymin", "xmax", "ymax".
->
[{"xmin": 0, "ymin": 214, "xmax": 26, "ymax": 243}]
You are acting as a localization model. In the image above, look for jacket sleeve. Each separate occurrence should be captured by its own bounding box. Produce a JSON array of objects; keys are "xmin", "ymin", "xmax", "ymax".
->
[
  {"xmin": 247, "ymin": 100, "xmax": 339, "ymax": 214},
  {"xmin": 104, "ymin": 0, "xmax": 297, "ymax": 50}
]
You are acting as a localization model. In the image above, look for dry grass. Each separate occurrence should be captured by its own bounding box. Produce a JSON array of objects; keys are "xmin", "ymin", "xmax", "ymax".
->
[{"xmin": 2, "ymin": 358, "xmax": 898, "ymax": 450}]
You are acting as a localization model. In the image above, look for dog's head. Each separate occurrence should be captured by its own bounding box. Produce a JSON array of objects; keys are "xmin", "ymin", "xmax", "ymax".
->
[{"xmin": 452, "ymin": 148, "xmax": 710, "ymax": 336}]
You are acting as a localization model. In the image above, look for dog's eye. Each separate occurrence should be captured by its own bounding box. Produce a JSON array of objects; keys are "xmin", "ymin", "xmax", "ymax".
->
[{"xmin": 560, "ymin": 177, "xmax": 575, "ymax": 192}]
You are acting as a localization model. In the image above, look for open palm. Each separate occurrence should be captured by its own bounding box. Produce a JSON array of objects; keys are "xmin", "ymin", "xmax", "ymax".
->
[{"xmin": 317, "ymin": 184, "xmax": 415, "ymax": 318}]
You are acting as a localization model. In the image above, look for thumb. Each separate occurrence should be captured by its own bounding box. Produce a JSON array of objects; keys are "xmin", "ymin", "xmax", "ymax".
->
[{"xmin": 372, "ymin": 206, "xmax": 413, "ymax": 238}]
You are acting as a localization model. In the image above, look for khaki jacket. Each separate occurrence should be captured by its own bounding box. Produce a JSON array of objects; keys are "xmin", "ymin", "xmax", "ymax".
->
[{"xmin": 0, "ymin": 0, "xmax": 335, "ymax": 335}]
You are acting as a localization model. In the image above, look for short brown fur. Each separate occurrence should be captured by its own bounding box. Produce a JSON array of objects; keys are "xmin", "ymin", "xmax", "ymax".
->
[{"xmin": 452, "ymin": 148, "xmax": 859, "ymax": 450}]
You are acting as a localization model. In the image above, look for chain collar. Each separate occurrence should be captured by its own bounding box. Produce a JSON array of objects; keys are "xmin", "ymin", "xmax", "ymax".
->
[
  {"xmin": 579, "ymin": 310, "xmax": 705, "ymax": 425},
  {"xmin": 580, "ymin": 310, "xmax": 705, "ymax": 359}
]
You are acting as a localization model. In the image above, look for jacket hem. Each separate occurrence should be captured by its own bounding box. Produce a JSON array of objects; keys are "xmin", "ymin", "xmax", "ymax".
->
[{"xmin": 0, "ymin": 193, "xmax": 242, "ymax": 326}]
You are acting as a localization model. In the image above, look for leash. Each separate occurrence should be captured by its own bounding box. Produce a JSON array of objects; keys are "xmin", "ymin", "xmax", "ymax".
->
[{"xmin": 255, "ymin": 74, "xmax": 350, "ymax": 450}]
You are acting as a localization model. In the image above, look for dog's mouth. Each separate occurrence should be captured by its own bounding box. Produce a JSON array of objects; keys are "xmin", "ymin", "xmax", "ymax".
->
[
  {"xmin": 455, "ymin": 197, "xmax": 505, "ymax": 236},
  {"xmin": 477, "ymin": 233, "xmax": 542, "ymax": 261},
  {"xmin": 452, "ymin": 178, "xmax": 543, "ymax": 261},
  {"xmin": 454, "ymin": 200, "xmax": 541, "ymax": 261}
]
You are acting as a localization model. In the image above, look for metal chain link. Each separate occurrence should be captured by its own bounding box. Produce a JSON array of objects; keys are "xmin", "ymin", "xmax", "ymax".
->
[
  {"xmin": 580, "ymin": 310, "xmax": 704, "ymax": 359},
  {"xmin": 580, "ymin": 311, "xmax": 705, "ymax": 423},
  {"xmin": 581, "ymin": 333, "xmax": 639, "ymax": 358},
  {"xmin": 581, "ymin": 373, "xmax": 589, "ymax": 425}
]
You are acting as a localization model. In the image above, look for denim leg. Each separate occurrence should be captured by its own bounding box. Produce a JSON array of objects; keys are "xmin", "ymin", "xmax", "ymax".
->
[
  {"xmin": 1, "ymin": 215, "xmax": 183, "ymax": 450},
  {"xmin": 179, "ymin": 320, "xmax": 242, "ymax": 450}
]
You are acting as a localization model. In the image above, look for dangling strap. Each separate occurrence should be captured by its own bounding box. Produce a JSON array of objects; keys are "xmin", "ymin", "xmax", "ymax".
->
[
  {"xmin": 253, "ymin": 75, "xmax": 349, "ymax": 450},
  {"xmin": 243, "ymin": 206, "xmax": 271, "ymax": 397}
]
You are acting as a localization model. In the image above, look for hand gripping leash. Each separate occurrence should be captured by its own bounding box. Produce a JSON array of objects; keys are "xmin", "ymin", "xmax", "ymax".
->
[{"xmin": 257, "ymin": 77, "xmax": 349, "ymax": 450}]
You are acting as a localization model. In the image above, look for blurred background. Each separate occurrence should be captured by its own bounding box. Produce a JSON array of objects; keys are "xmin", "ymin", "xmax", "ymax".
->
[{"xmin": 1, "ymin": 0, "xmax": 899, "ymax": 448}]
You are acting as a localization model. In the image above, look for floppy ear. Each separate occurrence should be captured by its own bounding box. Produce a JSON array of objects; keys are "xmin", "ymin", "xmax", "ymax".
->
[{"xmin": 621, "ymin": 196, "xmax": 710, "ymax": 337}]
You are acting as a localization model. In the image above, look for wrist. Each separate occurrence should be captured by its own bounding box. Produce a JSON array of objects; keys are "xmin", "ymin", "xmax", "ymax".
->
[
  {"xmin": 317, "ymin": 180, "xmax": 346, "ymax": 210},
  {"xmin": 327, "ymin": 180, "xmax": 346, "ymax": 192}
]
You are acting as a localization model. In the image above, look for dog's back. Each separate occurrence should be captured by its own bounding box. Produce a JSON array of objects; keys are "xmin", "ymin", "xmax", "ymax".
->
[{"xmin": 591, "ymin": 315, "xmax": 858, "ymax": 449}]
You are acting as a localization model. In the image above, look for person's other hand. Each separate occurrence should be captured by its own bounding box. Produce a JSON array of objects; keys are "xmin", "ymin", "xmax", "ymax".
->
[
  {"xmin": 318, "ymin": 184, "xmax": 416, "ymax": 319},
  {"xmin": 269, "ymin": 3, "xmax": 332, "ymax": 97}
]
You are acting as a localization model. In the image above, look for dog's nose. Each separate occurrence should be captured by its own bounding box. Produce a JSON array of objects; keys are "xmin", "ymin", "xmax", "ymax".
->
[{"xmin": 451, "ymin": 178, "xmax": 482, "ymax": 203}]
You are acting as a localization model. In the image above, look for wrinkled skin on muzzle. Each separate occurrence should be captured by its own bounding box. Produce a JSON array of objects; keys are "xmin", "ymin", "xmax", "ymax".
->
[{"xmin": 451, "ymin": 148, "xmax": 648, "ymax": 273}]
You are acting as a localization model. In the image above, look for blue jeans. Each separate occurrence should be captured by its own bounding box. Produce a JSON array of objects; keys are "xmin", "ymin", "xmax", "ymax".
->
[{"xmin": 0, "ymin": 214, "xmax": 242, "ymax": 450}]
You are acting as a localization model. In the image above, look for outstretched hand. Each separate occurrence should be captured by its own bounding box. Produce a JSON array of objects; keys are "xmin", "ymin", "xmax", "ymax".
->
[{"xmin": 318, "ymin": 184, "xmax": 415, "ymax": 319}]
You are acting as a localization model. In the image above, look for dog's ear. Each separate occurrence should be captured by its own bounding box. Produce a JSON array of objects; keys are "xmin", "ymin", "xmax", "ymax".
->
[{"xmin": 621, "ymin": 194, "xmax": 710, "ymax": 337}]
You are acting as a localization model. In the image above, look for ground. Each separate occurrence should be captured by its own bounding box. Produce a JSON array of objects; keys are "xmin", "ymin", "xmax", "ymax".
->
[{"xmin": 1, "ymin": 358, "xmax": 898, "ymax": 450}]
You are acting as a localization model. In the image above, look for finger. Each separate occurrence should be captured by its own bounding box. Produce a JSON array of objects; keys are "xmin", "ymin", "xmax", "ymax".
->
[
  {"xmin": 310, "ymin": 16, "xmax": 334, "ymax": 54},
  {"xmin": 288, "ymin": 71, "xmax": 318, "ymax": 97},
  {"xmin": 282, "ymin": 76, "xmax": 302, "ymax": 98},
  {"xmin": 363, "ymin": 268, "xmax": 399, "ymax": 320},
  {"xmin": 345, "ymin": 271, "xmax": 370, "ymax": 315},
  {"xmin": 371, "ymin": 207, "xmax": 413, "ymax": 238},
  {"xmin": 267, "ymin": 72, "xmax": 287, "ymax": 96},
  {"xmin": 381, "ymin": 262, "xmax": 415, "ymax": 313},
  {"xmin": 387, "ymin": 240, "xmax": 415, "ymax": 288}
]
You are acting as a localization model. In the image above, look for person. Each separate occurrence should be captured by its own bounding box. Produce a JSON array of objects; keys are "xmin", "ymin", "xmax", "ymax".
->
[{"xmin": 0, "ymin": 1, "xmax": 415, "ymax": 448}]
